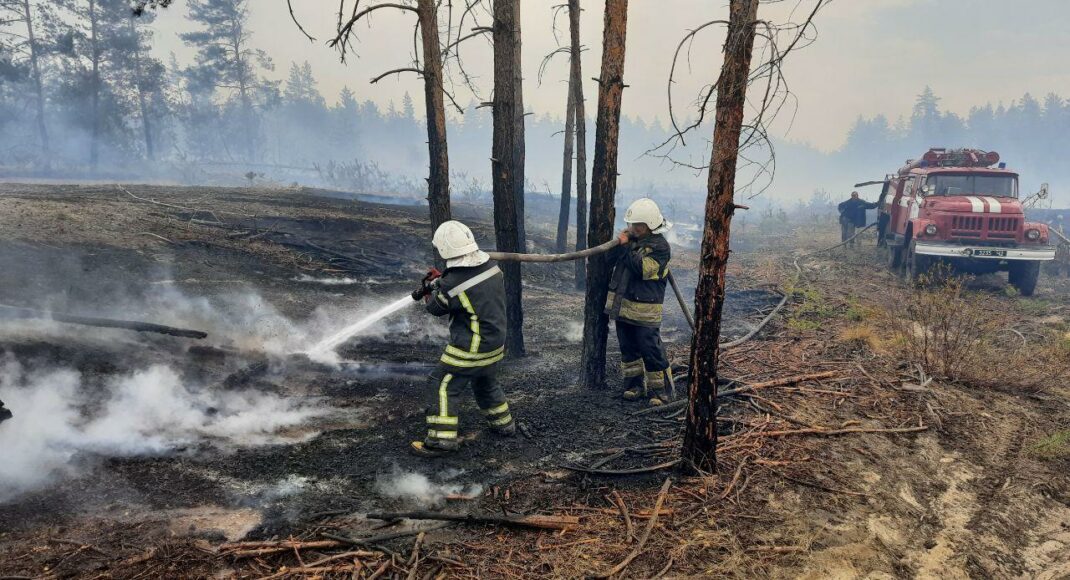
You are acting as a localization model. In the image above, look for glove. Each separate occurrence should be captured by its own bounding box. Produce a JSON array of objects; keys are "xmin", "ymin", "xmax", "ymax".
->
[{"xmin": 411, "ymin": 268, "xmax": 443, "ymax": 302}]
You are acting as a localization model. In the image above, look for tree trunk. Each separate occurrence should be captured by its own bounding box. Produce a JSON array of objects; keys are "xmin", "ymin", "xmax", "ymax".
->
[
  {"xmin": 129, "ymin": 18, "xmax": 155, "ymax": 161},
  {"xmin": 580, "ymin": 0, "xmax": 627, "ymax": 389},
  {"xmin": 681, "ymin": 0, "xmax": 760, "ymax": 474},
  {"xmin": 555, "ymin": 71, "xmax": 577, "ymax": 253},
  {"xmin": 492, "ymin": 0, "xmax": 525, "ymax": 357},
  {"xmin": 512, "ymin": 9, "xmax": 527, "ymax": 253},
  {"xmin": 22, "ymin": 0, "xmax": 50, "ymax": 162},
  {"xmin": 88, "ymin": 0, "xmax": 101, "ymax": 171},
  {"xmin": 416, "ymin": 0, "xmax": 452, "ymax": 260},
  {"xmin": 570, "ymin": 0, "xmax": 588, "ymax": 290}
]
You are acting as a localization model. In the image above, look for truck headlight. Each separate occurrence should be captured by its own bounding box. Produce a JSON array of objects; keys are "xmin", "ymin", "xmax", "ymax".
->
[
  {"xmin": 924, "ymin": 224, "xmax": 938, "ymax": 236},
  {"xmin": 1026, "ymin": 228, "xmax": 1041, "ymax": 240}
]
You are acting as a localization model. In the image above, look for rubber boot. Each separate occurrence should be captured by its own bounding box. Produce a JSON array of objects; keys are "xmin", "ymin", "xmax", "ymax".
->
[
  {"xmin": 621, "ymin": 376, "xmax": 646, "ymax": 401},
  {"xmin": 491, "ymin": 420, "xmax": 516, "ymax": 437},
  {"xmin": 409, "ymin": 438, "xmax": 459, "ymax": 458}
]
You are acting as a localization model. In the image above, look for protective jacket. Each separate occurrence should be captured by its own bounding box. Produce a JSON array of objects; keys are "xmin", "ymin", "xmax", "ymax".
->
[
  {"xmin": 838, "ymin": 197, "xmax": 877, "ymax": 227},
  {"xmin": 605, "ymin": 234, "xmax": 672, "ymax": 327},
  {"xmin": 426, "ymin": 260, "xmax": 507, "ymax": 367}
]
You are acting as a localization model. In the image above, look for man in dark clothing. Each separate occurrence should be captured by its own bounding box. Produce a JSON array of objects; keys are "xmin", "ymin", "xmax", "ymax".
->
[
  {"xmin": 411, "ymin": 220, "xmax": 514, "ymax": 457},
  {"xmin": 838, "ymin": 191, "xmax": 878, "ymax": 246},
  {"xmin": 605, "ymin": 198, "xmax": 674, "ymax": 406}
]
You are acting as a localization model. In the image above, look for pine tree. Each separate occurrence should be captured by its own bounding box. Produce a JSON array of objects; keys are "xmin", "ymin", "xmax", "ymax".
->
[{"xmin": 180, "ymin": 0, "xmax": 274, "ymax": 162}]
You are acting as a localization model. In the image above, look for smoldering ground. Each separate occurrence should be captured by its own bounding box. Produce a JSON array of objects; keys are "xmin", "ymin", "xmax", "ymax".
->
[{"xmin": 0, "ymin": 250, "xmax": 449, "ymax": 503}]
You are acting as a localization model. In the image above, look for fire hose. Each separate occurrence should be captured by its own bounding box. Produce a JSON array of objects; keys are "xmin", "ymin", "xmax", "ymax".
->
[{"xmin": 485, "ymin": 238, "xmax": 698, "ymax": 331}]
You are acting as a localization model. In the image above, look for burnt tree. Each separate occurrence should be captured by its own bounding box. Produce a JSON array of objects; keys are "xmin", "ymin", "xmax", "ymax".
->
[
  {"xmin": 326, "ymin": 1, "xmax": 453, "ymax": 256},
  {"xmin": 554, "ymin": 56, "xmax": 577, "ymax": 253},
  {"xmin": 580, "ymin": 0, "xmax": 627, "ymax": 389},
  {"xmin": 512, "ymin": 8, "xmax": 526, "ymax": 252},
  {"xmin": 682, "ymin": 0, "xmax": 760, "ymax": 473},
  {"xmin": 569, "ymin": 0, "xmax": 588, "ymax": 290},
  {"xmin": 416, "ymin": 0, "xmax": 452, "ymax": 237},
  {"xmin": 492, "ymin": 0, "xmax": 525, "ymax": 356}
]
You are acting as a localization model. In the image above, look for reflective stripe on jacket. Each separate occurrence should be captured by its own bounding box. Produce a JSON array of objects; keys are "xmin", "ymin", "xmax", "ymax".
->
[
  {"xmin": 427, "ymin": 260, "xmax": 507, "ymax": 367},
  {"xmin": 605, "ymin": 233, "xmax": 671, "ymax": 327}
]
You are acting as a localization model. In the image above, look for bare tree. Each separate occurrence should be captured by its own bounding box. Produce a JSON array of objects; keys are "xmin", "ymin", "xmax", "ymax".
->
[
  {"xmin": 654, "ymin": 0, "xmax": 829, "ymax": 472},
  {"xmin": 554, "ymin": 43, "xmax": 576, "ymax": 253},
  {"xmin": 511, "ymin": 6, "xmax": 526, "ymax": 253},
  {"xmin": 580, "ymin": 0, "xmax": 627, "ymax": 389},
  {"xmin": 323, "ymin": 0, "xmax": 459, "ymax": 250},
  {"xmin": 569, "ymin": 0, "xmax": 588, "ymax": 290},
  {"xmin": 680, "ymin": 0, "xmax": 760, "ymax": 473},
  {"xmin": 1, "ymin": 0, "xmax": 52, "ymax": 160},
  {"xmin": 492, "ymin": 0, "xmax": 525, "ymax": 356}
]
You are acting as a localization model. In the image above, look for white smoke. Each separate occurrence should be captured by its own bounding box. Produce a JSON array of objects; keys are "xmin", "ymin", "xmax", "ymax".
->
[
  {"xmin": 564, "ymin": 321, "xmax": 584, "ymax": 342},
  {"xmin": 375, "ymin": 467, "xmax": 483, "ymax": 508},
  {"xmin": 0, "ymin": 356, "xmax": 326, "ymax": 503}
]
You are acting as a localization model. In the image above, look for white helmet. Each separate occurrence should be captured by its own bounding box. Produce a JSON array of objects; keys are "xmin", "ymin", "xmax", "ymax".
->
[
  {"xmin": 432, "ymin": 220, "xmax": 480, "ymax": 259},
  {"xmin": 624, "ymin": 198, "xmax": 672, "ymax": 234}
]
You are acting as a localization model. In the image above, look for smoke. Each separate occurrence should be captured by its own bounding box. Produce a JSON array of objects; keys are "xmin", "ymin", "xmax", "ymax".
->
[
  {"xmin": 0, "ymin": 356, "xmax": 327, "ymax": 503},
  {"xmin": 375, "ymin": 467, "xmax": 483, "ymax": 508},
  {"xmin": 564, "ymin": 322, "xmax": 584, "ymax": 343}
]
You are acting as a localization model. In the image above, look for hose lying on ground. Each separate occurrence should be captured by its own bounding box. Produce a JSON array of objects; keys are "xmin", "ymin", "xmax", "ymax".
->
[{"xmin": 0, "ymin": 304, "xmax": 208, "ymax": 339}]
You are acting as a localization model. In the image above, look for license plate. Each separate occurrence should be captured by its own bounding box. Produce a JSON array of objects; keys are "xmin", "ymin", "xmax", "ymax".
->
[{"xmin": 972, "ymin": 249, "xmax": 1007, "ymax": 257}]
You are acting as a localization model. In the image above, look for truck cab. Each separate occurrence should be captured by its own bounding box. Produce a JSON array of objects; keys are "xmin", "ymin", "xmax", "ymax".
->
[{"xmin": 880, "ymin": 148, "xmax": 1055, "ymax": 295}]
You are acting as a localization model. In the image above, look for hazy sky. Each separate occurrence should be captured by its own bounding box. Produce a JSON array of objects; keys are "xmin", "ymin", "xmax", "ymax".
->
[{"xmin": 148, "ymin": 0, "xmax": 1070, "ymax": 152}]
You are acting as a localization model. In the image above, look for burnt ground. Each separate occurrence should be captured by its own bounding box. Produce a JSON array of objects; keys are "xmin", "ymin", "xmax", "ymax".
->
[{"xmin": 0, "ymin": 183, "xmax": 1068, "ymax": 579}]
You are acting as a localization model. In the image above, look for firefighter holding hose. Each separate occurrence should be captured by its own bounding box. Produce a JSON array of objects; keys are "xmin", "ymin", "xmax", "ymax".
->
[
  {"xmin": 606, "ymin": 198, "xmax": 675, "ymax": 406},
  {"xmin": 409, "ymin": 221, "xmax": 515, "ymax": 457}
]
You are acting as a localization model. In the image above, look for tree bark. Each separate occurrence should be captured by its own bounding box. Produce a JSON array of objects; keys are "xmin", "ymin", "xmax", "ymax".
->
[
  {"xmin": 555, "ymin": 68, "xmax": 577, "ymax": 253},
  {"xmin": 88, "ymin": 0, "xmax": 101, "ymax": 171},
  {"xmin": 512, "ymin": 7, "xmax": 527, "ymax": 252},
  {"xmin": 22, "ymin": 0, "xmax": 50, "ymax": 163},
  {"xmin": 416, "ymin": 0, "xmax": 452, "ymax": 258},
  {"xmin": 681, "ymin": 0, "xmax": 760, "ymax": 474},
  {"xmin": 570, "ymin": 0, "xmax": 588, "ymax": 290},
  {"xmin": 580, "ymin": 0, "xmax": 627, "ymax": 389},
  {"xmin": 129, "ymin": 17, "xmax": 155, "ymax": 161},
  {"xmin": 492, "ymin": 0, "xmax": 525, "ymax": 357}
]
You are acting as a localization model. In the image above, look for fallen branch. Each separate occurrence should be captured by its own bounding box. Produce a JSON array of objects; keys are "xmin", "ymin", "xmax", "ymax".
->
[
  {"xmin": 758, "ymin": 425, "xmax": 928, "ymax": 438},
  {"xmin": 364, "ymin": 512, "xmax": 579, "ymax": 531},
  {"xmin": 593, "ymin": 477, "xmax": 672, "ymax": 578},
  {"xmin": 631, "ymin": 371, "xmax": 841, "ymax": 416},
  {"xmin": 0, "ymin": 304, "xmax": 208, "ymax": 339},
  {"xmin": 563, "ymin": 459, "xmax": 681, "ymax": 476},
  {"xmin": 610, "ymin": 490, "xmax": 634, "ymax": 543}
]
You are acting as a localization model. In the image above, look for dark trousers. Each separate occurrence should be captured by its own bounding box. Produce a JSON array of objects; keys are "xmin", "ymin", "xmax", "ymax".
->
[
  {"xmin": 840, "ymin": 218, "xmax": 857, "ymax": 246},
  {"xmin": 615, "ymin": 320, "xmax": 670, "ymax": 392},
  {"xmin": 424, "ymin": 361, "xmax": 511, "ymax": 445}
]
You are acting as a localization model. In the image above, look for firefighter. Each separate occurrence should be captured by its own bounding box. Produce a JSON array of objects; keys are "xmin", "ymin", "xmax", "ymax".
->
[
  {"xmin": 606, "ymin": 198, "xmax": 674, "ymax": 406},
  {"xmin": 838, "ymin": 191, "xmax": 878, "ymax": 246},
  {"xmin": 410, "ymin": 220, "xmax": 514, "ymax": 457}
]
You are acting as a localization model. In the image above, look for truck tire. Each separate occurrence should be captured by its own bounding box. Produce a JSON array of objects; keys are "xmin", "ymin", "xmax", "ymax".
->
[
  {"xmin": 1008, "ymin": 261, "xmax": 1041, "ymax": 296},
  {"xmin": 906, "ymin": 241, "xmax": 931, "ymax": 283}
]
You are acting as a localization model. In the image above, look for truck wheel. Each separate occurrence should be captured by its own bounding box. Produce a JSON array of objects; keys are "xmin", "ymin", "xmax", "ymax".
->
[
  {"xmin": 906, "ymin": 241, "xmax": 930, "ymax": 283},
  {"xmin": 1008, "ymin": 261, "xmax": 1041, "ymax": 296}
]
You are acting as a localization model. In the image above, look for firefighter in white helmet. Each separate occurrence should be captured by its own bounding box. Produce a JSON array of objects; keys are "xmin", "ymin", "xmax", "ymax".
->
[
  {"xmin": 605, "ymin": 198, "xmax": 674, "ymax": 405},
  {"xmin": 409, "ymin": 220, "xmax": 515, "ymax": 457}
]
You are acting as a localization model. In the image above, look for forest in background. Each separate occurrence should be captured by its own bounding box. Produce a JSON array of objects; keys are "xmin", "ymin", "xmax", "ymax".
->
[{"xmin": 2, "ymin": 0, "xmax": 1068, "ymax": 216}]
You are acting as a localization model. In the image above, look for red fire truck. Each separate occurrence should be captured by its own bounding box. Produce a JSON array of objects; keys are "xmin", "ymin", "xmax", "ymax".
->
[{"xmin": 877, "ymin": 148, "xmax": 1055, "ymax": 295}]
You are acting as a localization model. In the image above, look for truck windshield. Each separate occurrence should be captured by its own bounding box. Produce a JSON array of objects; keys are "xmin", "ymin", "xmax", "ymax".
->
[{"xmin": 927, "ymin": 174, "xmax": 1017, "ymax": 197}]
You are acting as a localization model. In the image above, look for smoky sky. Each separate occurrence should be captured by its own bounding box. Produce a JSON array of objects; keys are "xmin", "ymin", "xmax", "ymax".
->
[{"xmin": 146, "ymin": 0, "xmax": 1069, "ymax": 152}]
